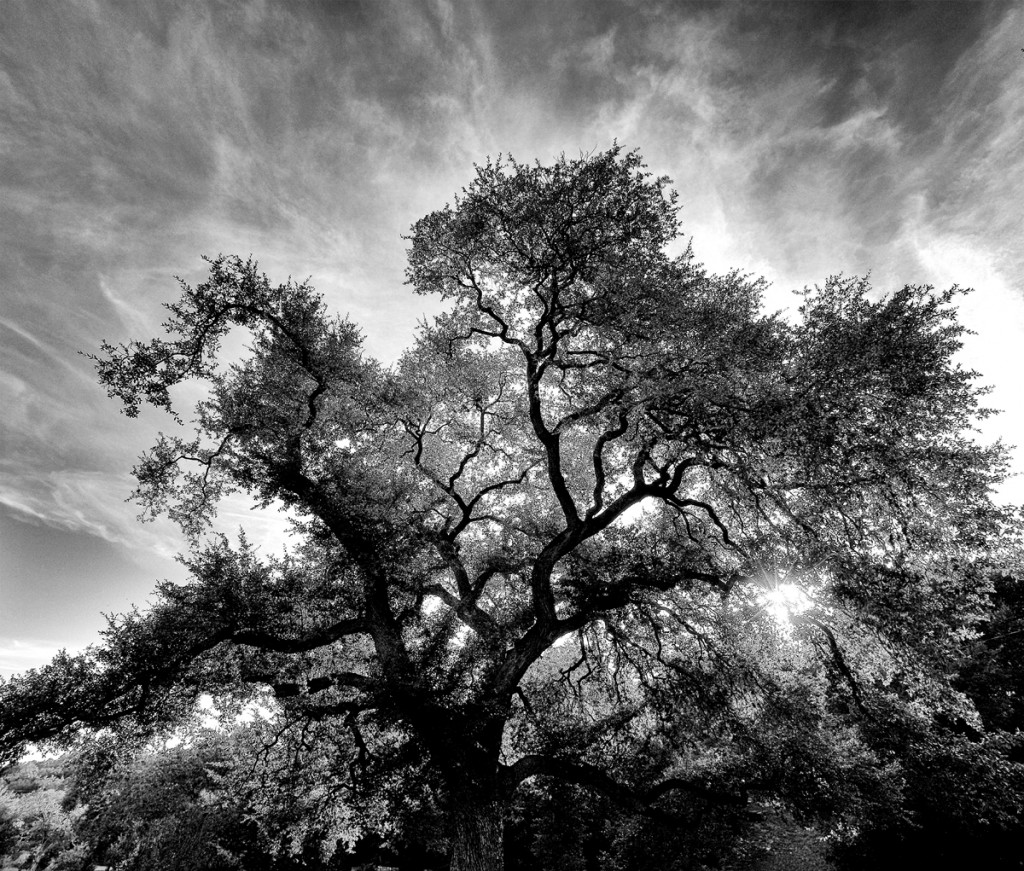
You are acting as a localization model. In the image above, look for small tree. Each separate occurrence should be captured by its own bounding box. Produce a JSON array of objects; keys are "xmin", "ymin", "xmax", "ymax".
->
[
  {"xmin": 62, "ymin": 733, "xmax": 268, "ymax": 871},
  {"xmin": 0, "ymin": 147, "xmax": 1016, "ymax": 871}
]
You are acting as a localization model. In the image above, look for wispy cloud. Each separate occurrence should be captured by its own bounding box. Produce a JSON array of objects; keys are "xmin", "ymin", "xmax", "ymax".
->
[
  {"xmin": 0, "ymin": 468, "xmax": 184, "ymax": 561},
  {"xmin": 0, "ymin": 640, "xmax": 66, "ymax": 679}
]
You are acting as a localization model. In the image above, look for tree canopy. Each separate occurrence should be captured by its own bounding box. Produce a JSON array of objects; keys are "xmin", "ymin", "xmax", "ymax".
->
[{"xmin": 1, "ymin": 147, "xmax": 1020, "ymax": 871}]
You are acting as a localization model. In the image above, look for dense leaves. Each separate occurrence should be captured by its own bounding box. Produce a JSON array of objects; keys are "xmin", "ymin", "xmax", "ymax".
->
[{"xmin": 1, "ymin": 146, "xmax": 1019, "ymax": 870}]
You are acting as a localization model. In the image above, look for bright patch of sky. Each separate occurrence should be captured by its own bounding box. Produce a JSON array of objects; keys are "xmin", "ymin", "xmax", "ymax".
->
[
  {"xmin": 1, "ymin": 0, "xmax": 1021, "ymax": 675},
  {"xmin": 759, "ymin": 582, "xmax": 814, "ymax": 633}
]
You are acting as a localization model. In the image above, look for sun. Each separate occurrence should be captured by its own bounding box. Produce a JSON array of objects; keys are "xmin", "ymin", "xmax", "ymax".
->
[{"xmin": 760, "ymin": 581, "xmax": 813, "ymax": 628}]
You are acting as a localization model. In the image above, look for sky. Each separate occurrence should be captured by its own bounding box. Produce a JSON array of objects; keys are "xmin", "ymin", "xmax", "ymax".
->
[{"xmin": 1, "ymin": 0, "xmax": 1022, "ymax": 676}]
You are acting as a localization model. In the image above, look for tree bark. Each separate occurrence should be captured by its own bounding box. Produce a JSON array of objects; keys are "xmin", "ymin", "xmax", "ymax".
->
[{"xmin": 450, "ymin": 799, "xmax": 504, "ymax": 871}]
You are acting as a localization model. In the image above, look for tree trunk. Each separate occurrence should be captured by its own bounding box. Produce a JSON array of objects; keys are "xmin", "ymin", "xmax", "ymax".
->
[{"xmin": 450, "ymin": 799, "xmax": 504, "ymax": 871}]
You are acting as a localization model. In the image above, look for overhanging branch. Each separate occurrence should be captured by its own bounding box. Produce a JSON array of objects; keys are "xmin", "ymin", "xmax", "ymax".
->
[{"xmin": 499, "ymin": 754, "xmax": 746, "ymax": 812}]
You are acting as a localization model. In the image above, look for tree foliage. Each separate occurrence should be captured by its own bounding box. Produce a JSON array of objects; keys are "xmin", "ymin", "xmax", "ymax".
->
[
  {"xmin": 1, "ymin": 147, "xmax": 1020, "ymax": 870},
  {"xmin": 0, "ymin": 758, "xmax": 82, "ymax": 870},
  {"xmin": 59, "ymin": 734, "xmax": 255, "ymax": 871}
]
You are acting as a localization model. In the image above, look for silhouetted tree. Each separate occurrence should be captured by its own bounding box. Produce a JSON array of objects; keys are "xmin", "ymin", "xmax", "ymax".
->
[{"xmin": 1, "ymin": 147, "xmax": 1017, "ymax": 871}]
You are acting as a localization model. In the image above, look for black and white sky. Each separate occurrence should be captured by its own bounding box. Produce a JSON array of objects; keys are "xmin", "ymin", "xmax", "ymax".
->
[{"xmin": 2, "ymin": 0, "xmax": 1022, "ymax": 675}]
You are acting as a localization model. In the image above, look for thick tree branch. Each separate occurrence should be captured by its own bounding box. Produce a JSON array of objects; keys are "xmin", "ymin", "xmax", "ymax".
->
[
  {"xmin": 524, "ymin": 353, "xmax": 581, "ymax": 530},
  {"xmin": 499, "ymin": 755, "xmax": 746, "ymax": 810},
  {"xmin": 231, "ymin": 618, "xmax": 368, "ymax": 654},
  {"xmin": 796, "ymin": 615, "xmax": 866, "ymax": 713},
  {"xmin": 422, "ymin": 582, "xmax": 500, "ymax": 642}
]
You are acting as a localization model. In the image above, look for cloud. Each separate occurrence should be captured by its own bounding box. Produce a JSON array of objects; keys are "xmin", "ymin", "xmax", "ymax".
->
[
  {"xmin": 0, "ymin": 467, "xmax": 184, "ymax": 561},
  {"xmin": 0, "ymin": 462, "xmax": 302, "ymax": 569},
  {"xmin": 0, "ymin": 640, "xmax": 65, "ymax": 679}
]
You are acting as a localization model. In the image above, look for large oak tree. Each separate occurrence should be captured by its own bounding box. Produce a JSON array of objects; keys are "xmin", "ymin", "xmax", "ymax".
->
[{"xmin": 1, "ymin": 148, "xmax": 1016, "ymax": 870}]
